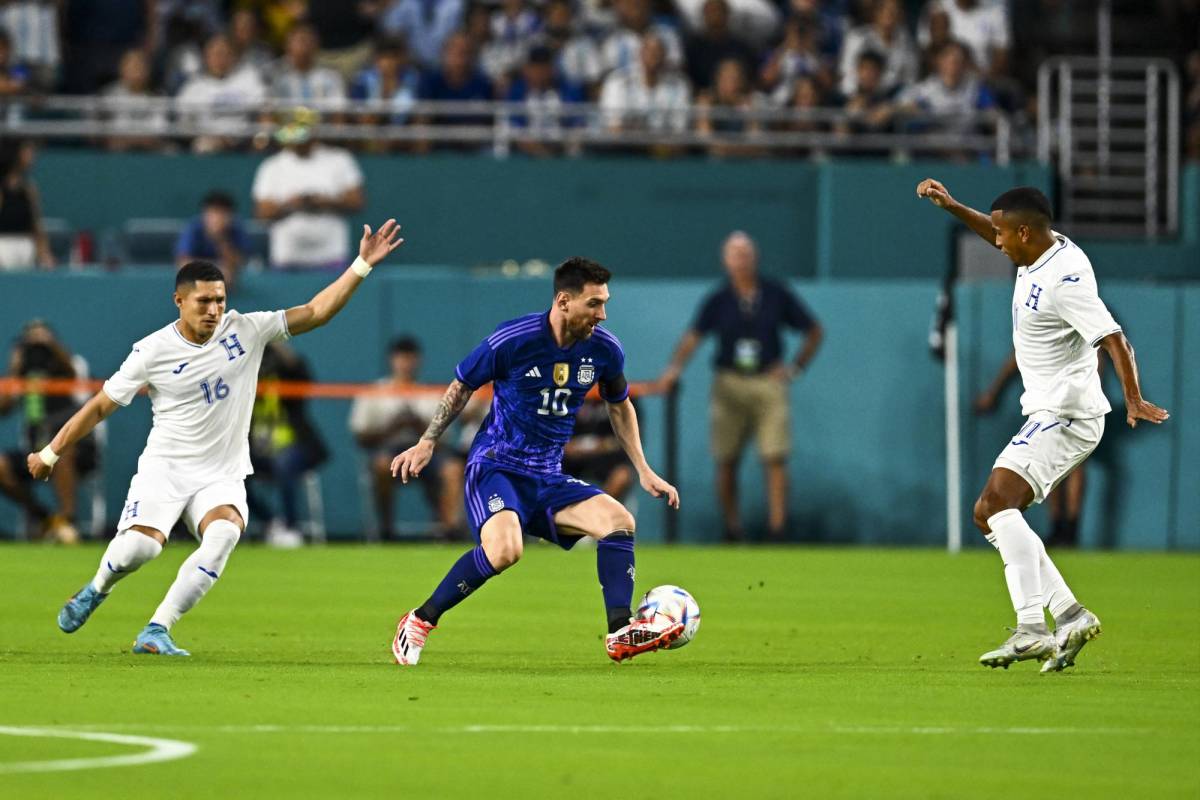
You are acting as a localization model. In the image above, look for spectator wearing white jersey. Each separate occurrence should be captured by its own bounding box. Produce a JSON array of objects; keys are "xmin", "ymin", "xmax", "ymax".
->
[
  {"xmin": 0, "ymin": 0, "xmax": 60, "ymax": 91},
  {"xmin": 271, "ymin": 22, "xmax": 347, "ymax": 109},
  {"xmin": 534, "ymin": 0, "xmax": 604, "ymax": 96},
  {"xmin": 252, "ymin": 111, "xmax": 365, "ymax": 270},
  {"xmin": 380, "ymin": 0, "xmax": 466, "ymax": 71},
  {"xmin": 837, "ymin": 0, "xmax": 917, "ymax": 97},
  {"xmin": 897, "ymin": 40, "xmax": 994, "ymax": 144},
  {"xmin": 101, "ymin": 48, "xmax": 170, "ymax": 152},
  {"xmin": 919, "ymin": 0, "xmax": 1010, "ymax": 80},
  {"xmin": 601, "ymin": 0, "xmax": 684, "ymax": 75},
  {"xmin": 176, "ymin": 33, "xmax": 267, "ymax": 153},
  {"xmin": 600, "ymin": 32, "xmax": 692, "ymax": 139}
]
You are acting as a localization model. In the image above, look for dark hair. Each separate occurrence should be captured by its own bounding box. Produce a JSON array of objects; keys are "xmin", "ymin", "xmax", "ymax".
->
[
  {"xmin": 857, "ymin": 50, "xmax": 885, "ymax": 70},
  {"xmin": 202, "ymin": 190, "xmax": 235, "ymax": 210},
  {"xmin": 990, "ymin": 187, "xmax": 1053, "ymax": 225},
  {"xmin": 175, "ymin": 261, "xmax": 226, "ymax": 289},
  {"xmin": 554, "ymin": 257, "xmax": 611, "ymax": 295},
  {"xmin": 0, "ymin": 29, "xmax": 11, "ymax": 50},
  {"xmin": 389, "ymin": 335, "xmax": 421, "ymax": 355}
]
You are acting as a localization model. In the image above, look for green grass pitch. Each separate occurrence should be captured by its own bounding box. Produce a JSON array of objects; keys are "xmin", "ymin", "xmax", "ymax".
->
[{"xmin": 1, "ymin": 543, "xmax": 1197, "ymax": 799}]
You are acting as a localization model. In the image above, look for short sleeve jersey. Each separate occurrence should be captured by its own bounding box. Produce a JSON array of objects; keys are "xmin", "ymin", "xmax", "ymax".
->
[
  {"xmin": 455, "ymin": 312, "xmax": 627, "ymax": 475},
  {"xmin": 693, "ymin": 278, "xmax": 816, "ymax": 373},
  {"xmin": 1011, "ymin": 232, "xmax": 1121, "ymax": 418},
  {"xmin": 103, "ymin": 309, "xmax": 291, "ymax": 489}
]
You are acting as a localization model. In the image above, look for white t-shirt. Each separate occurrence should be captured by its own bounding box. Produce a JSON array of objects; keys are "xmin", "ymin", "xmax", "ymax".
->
[
  {"xmin": 599, "ymin": 65, "xmax": 692, "ymax": 132},
  {"xmin": 348, "ymin": 379, "xmax": 441, "ymax": 448},
  {"xmin": 176, "ymin": 67, "xmax": 266, "ymax": 134},
  {"xmin": 1011, "ymin": 232, "xmax": 1121, "ymax": 419},
  {"xmin": 923, "ymin": 0, "xmax": 1010, "ymax": 72},
  {"xmin": 251, "ymin": 145, "xmax": 363, "ymax": 268},
  {"xmin": 103, "ymin": 309, "xmax": 291, "ymax": 492}
]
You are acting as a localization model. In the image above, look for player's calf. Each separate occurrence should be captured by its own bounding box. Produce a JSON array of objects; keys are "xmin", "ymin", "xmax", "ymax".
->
[{"xmin": 58, "ymin": 529, "xmax": 163, "ymax": 633}]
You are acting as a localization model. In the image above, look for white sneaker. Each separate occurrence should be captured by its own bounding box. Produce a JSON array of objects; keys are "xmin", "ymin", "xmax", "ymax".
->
[
  {"xmin": 1041, "ymin": 610, "xmax": 1102, "ymax": 673},
  {"xmin": 979, "ymin": 627, "xmax": 1056, "ymax": 669},
  {"xmin": 392, "ymin": 610, "xmax": 436, "ymax": 666},
  {"xmin": 266, "ymin": 525, "xmax": 304, "ymax": 549}
]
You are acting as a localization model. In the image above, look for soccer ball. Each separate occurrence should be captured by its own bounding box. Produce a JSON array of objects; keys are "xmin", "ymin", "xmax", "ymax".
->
[{"xmin": 635, "ymin": 585, "xmax": 701, "ymax": 649}]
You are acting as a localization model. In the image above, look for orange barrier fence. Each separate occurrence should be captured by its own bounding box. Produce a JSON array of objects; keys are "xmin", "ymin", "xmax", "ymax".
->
[{"xmin": 0, "ymin": 377, "xmax": 666, "ymax": 399}]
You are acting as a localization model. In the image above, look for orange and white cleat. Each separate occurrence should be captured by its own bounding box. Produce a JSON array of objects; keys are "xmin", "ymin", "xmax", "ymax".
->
[
  {"xmin": 605, "ymin": 617, "xmax": 684, "ymax": 662},
  {"xmin": 392, "ymin": 610, "xmax": 436, "ymax": 666}
]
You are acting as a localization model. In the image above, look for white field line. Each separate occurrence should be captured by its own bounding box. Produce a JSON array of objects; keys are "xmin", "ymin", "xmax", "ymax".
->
[
  {"xmin": 24, "ymin": 723, "xmax": 1143, "ymax": 737},
  {"xmin": 0, "ymin": 726, "xmax": 197, "ymax": 774}
]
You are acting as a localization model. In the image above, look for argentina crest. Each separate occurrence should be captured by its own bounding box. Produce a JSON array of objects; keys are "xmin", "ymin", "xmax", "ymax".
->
[
  {"xmin": 553, "ymin": 362, "xmax": 570, "ymax": 387},
  {"xmin": 577, "ymin": 361, "xmax": 595, "ymax": 386}
]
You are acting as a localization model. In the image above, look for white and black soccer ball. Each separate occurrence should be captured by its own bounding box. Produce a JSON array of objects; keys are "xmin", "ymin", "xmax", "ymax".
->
[{"xmin": 635, "ymin": 585, "xmax": 701, "ymax": 649}]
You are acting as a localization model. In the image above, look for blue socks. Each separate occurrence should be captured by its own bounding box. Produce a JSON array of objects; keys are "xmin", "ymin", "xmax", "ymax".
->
[
  {"xmin": 597, "ymin": 530, "xmax": 636, "ymax": 633},
  {"xmin": 416, "ymin": 546, "xmax": 496, "ymax": 625}
]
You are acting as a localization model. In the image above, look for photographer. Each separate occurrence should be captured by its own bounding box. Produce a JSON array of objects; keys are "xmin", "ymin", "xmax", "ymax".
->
[{"xmin": 0, "ymin": 321, "xmax": 96, "ymax": 542}]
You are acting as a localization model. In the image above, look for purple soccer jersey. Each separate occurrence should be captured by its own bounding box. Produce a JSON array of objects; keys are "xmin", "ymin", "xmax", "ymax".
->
[{"xmin": 455, "ymin": 312, "xmax": 629, "ymax": 475}]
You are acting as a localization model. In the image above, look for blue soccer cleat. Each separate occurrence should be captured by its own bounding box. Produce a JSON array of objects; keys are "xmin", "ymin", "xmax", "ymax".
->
[
  {"xmin": 57, "ymin": 584, "xmax": 108, "ymax": 633},
  {"xmin": 132, "ymin": 623, "xmax": 191, "ymax": 656}
]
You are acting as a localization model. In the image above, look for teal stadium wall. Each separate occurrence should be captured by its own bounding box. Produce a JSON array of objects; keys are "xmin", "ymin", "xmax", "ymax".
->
[
  {"xmin": 0, "ymin": 271, "xmax": 1194, "ymax": 548},
  {"xmin": 2, "ymin": 155, "xmax": 1196, "ymax": 546}
]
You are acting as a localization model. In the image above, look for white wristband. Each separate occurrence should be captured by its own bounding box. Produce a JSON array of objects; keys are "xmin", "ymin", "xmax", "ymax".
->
[
  {"xmin": 350, "ymin": 256, "xmax": 373, "ymax": 278},
  {"xmin": 39, "ymin": 445, "xmax": 59, "ymax": 467}
]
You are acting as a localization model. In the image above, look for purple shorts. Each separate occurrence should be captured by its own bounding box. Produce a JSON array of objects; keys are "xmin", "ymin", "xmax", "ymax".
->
[{"xmin": 463, "ymin": 460, "xmax": 603, "ymax": 550}]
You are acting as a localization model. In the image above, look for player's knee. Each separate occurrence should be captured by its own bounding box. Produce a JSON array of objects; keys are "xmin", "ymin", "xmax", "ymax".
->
[
  {"xmin": 974, "ymin": 489, "xmax": 1016, "ymax": 533},
  {"xmin": 486, "ymin": 536, "xmax": 522, "ymax": 571},
  {"xmin": 198, "ymin": 518, "xmax": 241, "ymax": 576},
  {"xmin": 609, "ymin": 506, "xmax": 636, "ymax": 534}
]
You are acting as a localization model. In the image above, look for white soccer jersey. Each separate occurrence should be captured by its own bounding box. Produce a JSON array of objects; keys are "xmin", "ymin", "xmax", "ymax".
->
[
  {"xmin": 1010, "ymin": 232, "xmax": 1121, "ymax": 419},
  {"xmin": 103, "ymin": 309, "xmax": 290, "ymax": 492}
]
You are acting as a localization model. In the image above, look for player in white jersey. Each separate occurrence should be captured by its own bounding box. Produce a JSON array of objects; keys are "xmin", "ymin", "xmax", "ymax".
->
[
  {"xmin": 33, "ymin": 219, "xmax": 404, "ymax": 656},
  {"xmin": 916, "ymin": 181, "xmax": 1169, "ymax": 672}
]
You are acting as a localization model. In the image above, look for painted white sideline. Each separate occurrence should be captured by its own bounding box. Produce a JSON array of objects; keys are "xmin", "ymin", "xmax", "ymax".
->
[{"xmin": 0, "ymin": 726, "xmax": 197, "ymax": 774}]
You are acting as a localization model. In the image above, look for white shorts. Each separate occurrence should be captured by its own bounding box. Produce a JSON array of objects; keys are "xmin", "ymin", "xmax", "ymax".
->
[
  {"xmin": 116, "ymin": 472, "xmax": 249, "ymax": 541},
  {"xmin": 993, "ymin": 411, "xmax": 1104, "ymax": 504}
]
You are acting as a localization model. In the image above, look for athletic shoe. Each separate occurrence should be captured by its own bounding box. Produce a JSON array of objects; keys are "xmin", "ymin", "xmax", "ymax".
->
[
  {"xmin": 979, "ymin": 627, "xmax": 1055, "ymax": 669},
  {"xmin": 392, "ymin": 610, "xmax": 436, "ymax": 666},
  {"xmin": 1041, "ymin": 610, "xmax": 1102, "ymax": 674},
  {"xmin": 605, "ymin": 617, "xmax": 685, "ymax": 662},
  {"xmin": 57, "ymin": 584, "xmax": 108, "ymax": 633},
  {"xmin": 132, "ymin": 623, "xmax": 190, "ymax": 656}
]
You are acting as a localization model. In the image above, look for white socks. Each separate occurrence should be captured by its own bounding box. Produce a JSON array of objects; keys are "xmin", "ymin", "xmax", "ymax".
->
[
  {"xmin": 987, "ymin": 509, "xmax": 1047, "ymax": 626},
  {"xmin": 150, "ymin": 520, "xmax": 241, "ymax": 630},
  {"xmin": 985, "ymin": 512, "xmax": 1080, "ymax": 622},
  {"xmin": 90, "ymin": 531, "xmax": 163, "ymax": 594}
]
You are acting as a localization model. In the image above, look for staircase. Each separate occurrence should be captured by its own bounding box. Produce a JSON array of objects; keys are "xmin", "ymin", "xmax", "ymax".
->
[{"xmin": 1035, "ymin": 2, "xmax": 1183, "ymax": 239}]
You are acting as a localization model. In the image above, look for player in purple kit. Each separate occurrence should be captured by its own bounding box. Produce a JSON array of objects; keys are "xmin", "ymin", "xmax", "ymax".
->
[{"xmin": 388, "ymin": 257, "xmax": 681, "ymax": 665}]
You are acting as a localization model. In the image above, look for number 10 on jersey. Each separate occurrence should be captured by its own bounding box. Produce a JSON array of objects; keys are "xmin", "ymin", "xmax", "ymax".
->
[
  {"xmin": 200, "ymin": 377, "xmax": 230, "ymax": 405},
  {"xmin": 538, "ymin": 387, "xmax": 570, "ymax": 416}
]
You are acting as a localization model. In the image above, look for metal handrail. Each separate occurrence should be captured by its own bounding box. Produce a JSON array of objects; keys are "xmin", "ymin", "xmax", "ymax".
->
[{"xmin": 0, "ymin": 94, "xmax": 1016, "ymax": 161}]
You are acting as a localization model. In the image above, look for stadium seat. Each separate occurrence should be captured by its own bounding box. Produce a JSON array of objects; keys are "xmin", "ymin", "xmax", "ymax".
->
[{"xmin": 121, "ymin": 218, "xmax": 187, "ymax": 265}]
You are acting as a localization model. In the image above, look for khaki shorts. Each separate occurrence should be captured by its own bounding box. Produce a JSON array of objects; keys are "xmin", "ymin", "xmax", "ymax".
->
[
  {"xmin": 711, "ymin": 370, "xmax": 790, "ymax": 463},
  {"xmin": 993, "ymin": 411, "xmax": 1104, "ymax": 504}
]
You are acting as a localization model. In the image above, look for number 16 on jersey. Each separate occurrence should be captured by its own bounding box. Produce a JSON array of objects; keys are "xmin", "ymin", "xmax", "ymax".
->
[{"xmin": 200, "ymin": 377, "xmax": 230, "ymax": 405}]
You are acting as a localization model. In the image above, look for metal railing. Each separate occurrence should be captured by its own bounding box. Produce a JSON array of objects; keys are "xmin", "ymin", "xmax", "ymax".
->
[
  {"xmin": 0, "ymin": 94, "xmax": 1017, "ymax": 163},
  {"xmin": 1037, "ymin": 56, "xmax": 1180, "ymax": 238}
]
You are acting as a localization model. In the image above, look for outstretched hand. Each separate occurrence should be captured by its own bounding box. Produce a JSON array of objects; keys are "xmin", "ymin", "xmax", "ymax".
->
[
  {"xmin": 916, "ymin": 178, "xmax": 954, "ymax": 209},
  {"xmin": 359, "ymin": 219, "xmax": 404, "ymax": 266},
  {"xmin": 640, "ymin": 468, "xmax": 680, "ymax": 509},
  {"xmin": 1126, "ymin": 398, "xmax": 1169, "ymax": 428},
  {"xmin": 391, "ymin": 439, "xmax": 434, "ymax": 484}
]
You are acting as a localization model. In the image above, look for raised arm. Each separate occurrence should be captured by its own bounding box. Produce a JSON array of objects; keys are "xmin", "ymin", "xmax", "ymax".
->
[
  {"xmin": 390, "ymin": 379, "xmax": 476, "ymax": 483},
  {"xmin": 658, "ymin": 329, "xmax": 703, "ymax": 390},
  {"xmin": 1098, "ymin": 332, "xmax": 1169, "ymax": 428},
  {"xmin": 27, "ymin": 391, "xmax": 121, "ymax": 480},
  {"xmin": 916, "ymin": 178, "xmax": 998, "ymax": 248},
  {"xmin": 606, "ymin": 398, "xmax": 679, "ymax": 509},
  {"xmin": 284, "ymin": 219, "xmax": 404, "ymax": 336}
]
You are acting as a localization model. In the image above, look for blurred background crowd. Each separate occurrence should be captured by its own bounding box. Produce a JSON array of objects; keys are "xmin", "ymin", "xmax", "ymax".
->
[{"xmin": 0, "ymin": 0, "xmax": 1195, "ymax": 159}]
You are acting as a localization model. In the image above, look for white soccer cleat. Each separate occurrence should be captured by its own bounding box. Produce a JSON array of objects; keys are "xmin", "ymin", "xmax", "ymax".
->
[
  {"xmin": 1041, "ymin": 610, "xmax": 1102, "ymax": 673},
  {"xmin": 979, "ymin": 627, "xmax": 1056, "ymax": 669},
  {"xmin": 392, "ymin": 610, "xmax": 436, "ymax": 666}
]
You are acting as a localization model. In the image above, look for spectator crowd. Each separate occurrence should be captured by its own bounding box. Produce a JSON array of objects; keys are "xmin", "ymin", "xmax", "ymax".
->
[{"xmin": 0, "ymin": 0, "xmax": 1066, "ymax": 157}]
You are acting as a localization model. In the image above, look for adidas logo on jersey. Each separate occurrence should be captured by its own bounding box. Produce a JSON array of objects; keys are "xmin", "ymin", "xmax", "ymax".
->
[{"xmin": 525, "ymin": 366, "xmax": 542, "ymax": 378}]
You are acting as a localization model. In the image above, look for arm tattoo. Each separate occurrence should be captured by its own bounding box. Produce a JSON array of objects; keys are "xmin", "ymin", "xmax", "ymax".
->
[{"xmin": 421, "ymin": 379, "xmax": 474, "ymax": 442}]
